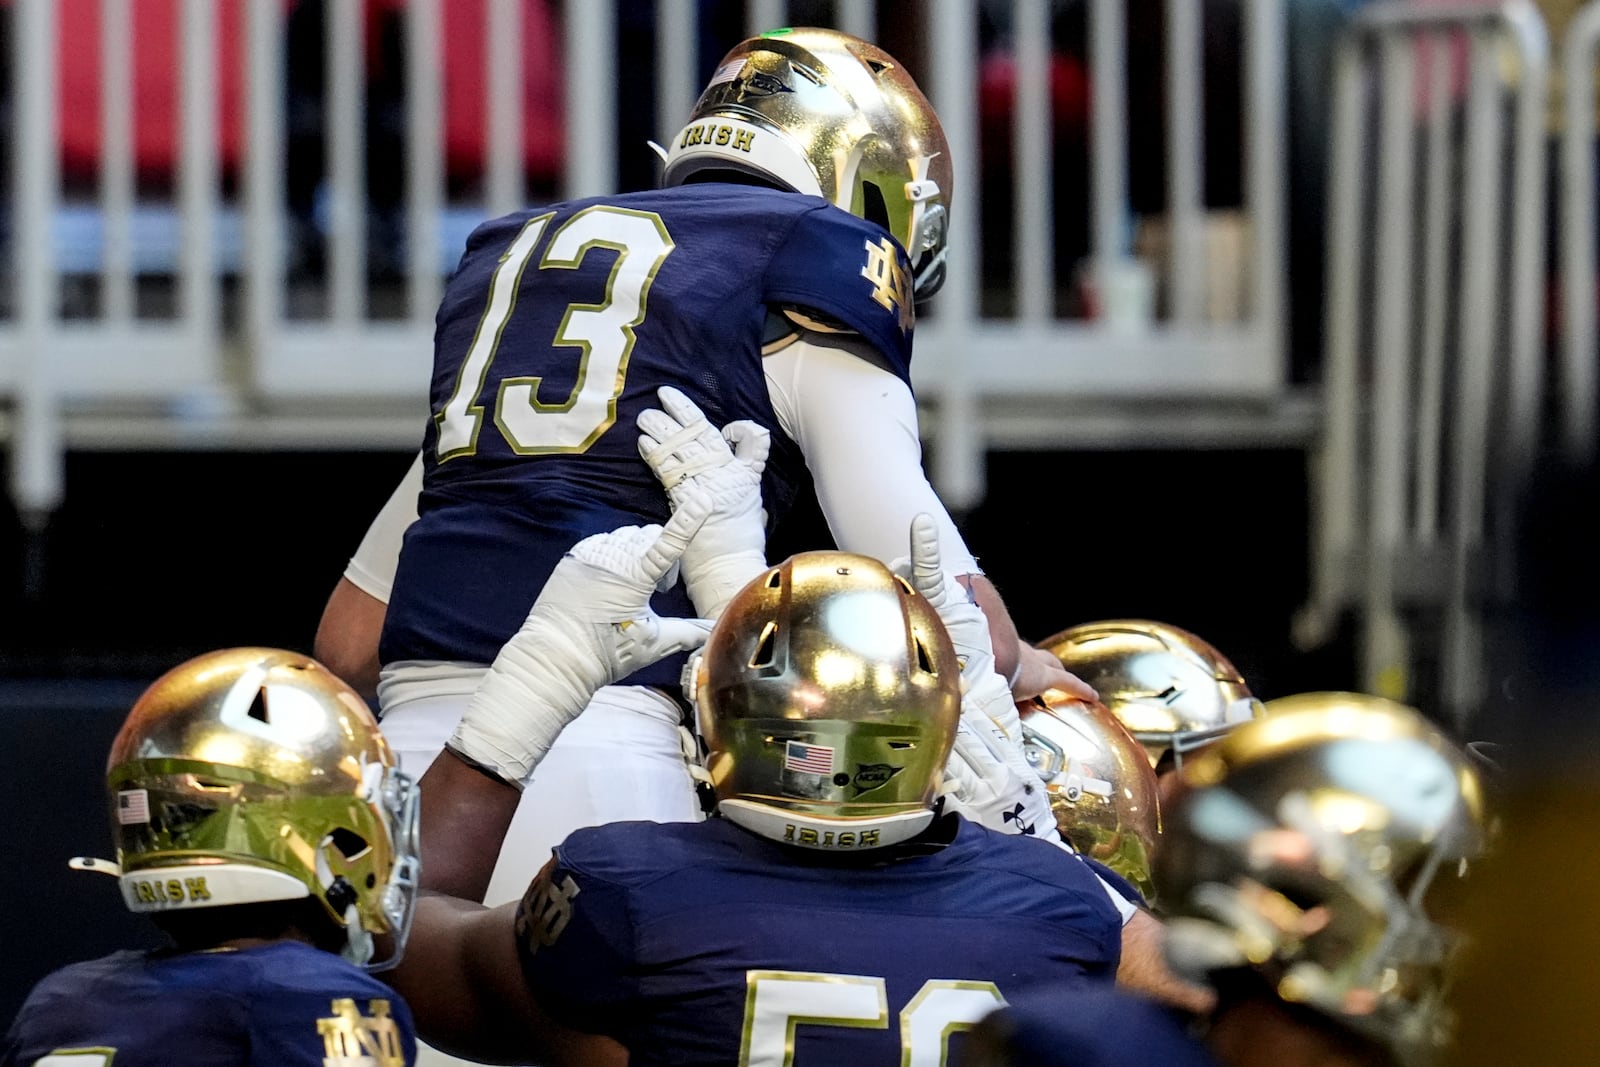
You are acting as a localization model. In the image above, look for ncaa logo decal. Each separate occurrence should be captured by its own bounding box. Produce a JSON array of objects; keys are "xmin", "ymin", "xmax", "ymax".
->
[{"xmin": 850, "ymin": 763, "xmax": 902, "ymax": 794}]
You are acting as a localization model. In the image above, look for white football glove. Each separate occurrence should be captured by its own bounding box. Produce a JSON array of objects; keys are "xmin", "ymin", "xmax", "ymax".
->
[
  {"xmin": 636, "ymin": 386, "xmax": 772, "ymax": 620},
  {"xmin": 891, "ymin": 514, "xmax": 1059, "ymax": 841},
  {"xmin": 890, "ymin": 514, "xmax": 1029, "ymax": 745},
  {"xmin": 448, "ymin": 493, "xmax": 716, "ymax": 788},
  {"xmin": 942, "ymin": 709, "xmax": 1058, "ymax": 839}
]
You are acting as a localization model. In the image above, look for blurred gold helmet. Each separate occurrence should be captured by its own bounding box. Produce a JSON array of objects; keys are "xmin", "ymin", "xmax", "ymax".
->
[
  {"xmin": 1155, "ymin": 692, "xmax": 1486, "ymax": 1065},
  {"xmin": 86, "ymin": 648, "xmax": 419, "ymax": 971},
  {"xmin": 691, "ymin": 551, "xmax": 961, "ymax": 850},
  {"xmin": 1040, "ymin": 620, "xmax": 1263, "ymax": 772},
  {"xmin": 661, "ymin": 27, "xmax": 953, "ymax": 300},
  {"xmin": 1018, "ymin": 690, "xmax": 1163, "ymax": 902}
]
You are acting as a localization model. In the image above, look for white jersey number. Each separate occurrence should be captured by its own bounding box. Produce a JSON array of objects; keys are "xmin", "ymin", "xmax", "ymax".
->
[
  {"xmin": 739, "ymin": 971, "xmax": 1004, "ymax": 1067},
  {"xmin": 436, "ymin": 205, "xmax": 676, "ymax": 459},
  {"xmin": 36, "ymin": 1051, "xmax": 116, "ymax": 1067}
]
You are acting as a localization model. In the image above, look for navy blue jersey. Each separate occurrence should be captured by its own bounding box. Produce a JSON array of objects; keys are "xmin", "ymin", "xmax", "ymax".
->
[
  {"xmin": 380, "ymin": 184, "xmax": 918, "ymax": 684},
  {"xmin": 513, "ymin": 814, "xmax": 1122, "ymax": 1066},
  {"xmin": 1, "ymin": 941, "xmax": 417, "ymax": 1067},
  {"xmin": 956, "ymin": 987, "xmax": 1220, "ymax": 1067}
]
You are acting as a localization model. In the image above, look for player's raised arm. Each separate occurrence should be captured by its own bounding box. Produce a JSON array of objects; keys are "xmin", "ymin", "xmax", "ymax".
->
[
  {"xmin": 384, "ymin": 884, "xmax": 627, "ymax": 1067},
  {"xmin": 313, "ymin": 451, "xmax": 421, "ymax": 697},
  {"xmin": 763, "ymin": 335, "xmax": 1085, "ymax": 700},
  {"xmin": 419, "ymin": 499, "xmax": 715, "ymax": 901}
]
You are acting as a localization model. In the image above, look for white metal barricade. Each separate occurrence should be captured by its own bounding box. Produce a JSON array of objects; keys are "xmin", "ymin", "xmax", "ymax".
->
[
  {"xmin": 0, "ymin": 0, "xmax": 1290, "ymax": 527},
  {"xmin": 1297, "ymin": 0, "xmax": 1549, "ymax": 725},
  {"xmin": 1561, "ymin": 0, "xmax": 1600, "ymax": 461}
]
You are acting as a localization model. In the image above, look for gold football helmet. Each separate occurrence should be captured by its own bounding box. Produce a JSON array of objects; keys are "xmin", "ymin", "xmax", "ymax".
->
[
  {"xmin": 1040, "ymin": 620, "xmax": 1263, "ymax": 772},
  {"xmin": 661, "ymin": 27, "xmax": 953, "ymax": 301},
  {"xmin": 81, "ymin": 648, "xmax": 420, "ymax": 970},
  {"xmin": 691, "ymin": 551, "xmax": 961, "ymax": 850},
  {"xmin": 1155, "ymin": 692, "xmax": 1486, "ymax": 1065},
  {"xmin": 1018, "ymin": 690, "xmax": 1163, "ymax": 901}
]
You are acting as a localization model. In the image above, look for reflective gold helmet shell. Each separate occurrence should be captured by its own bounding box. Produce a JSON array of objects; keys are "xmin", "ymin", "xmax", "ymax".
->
[
  {"xmin": 1156, "ymin": 692, "xmax": 1486, "ymax": 1065},
  {"xmin": 662, "ymin": 27, "xmax": 953, "ymax": 301},
  {"xmin": 694, "ymin": 551, "xmax": 961, "ymax": 850},
  {"xmin": 1040, "ymin": 620, "xmax": 1262, "ymax": 771},
  {"xmin": 103, "ymin": 648, "xmax": 420, "ymax": 970},
  {"xmin": 1018, "ymin": 690, "xmax": 1163, "ymax": 902}
]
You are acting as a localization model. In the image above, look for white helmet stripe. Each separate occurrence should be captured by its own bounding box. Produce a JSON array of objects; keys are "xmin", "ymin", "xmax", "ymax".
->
[
  {"xmin": 663, "ymin": 116, "xmax": 824, "ymax": 199},
  {"xmin": 120, "ymin": 863, "xmax": 309, "ymax": 912}
]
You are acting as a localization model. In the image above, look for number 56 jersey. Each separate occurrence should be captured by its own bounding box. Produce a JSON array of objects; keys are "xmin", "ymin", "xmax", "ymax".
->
[
  {"xmin": 382, "ymin": 183, "xmax": 918, "ymax": 685},
  {"xmin": 513, "ymin": 815, "xmax": 1124, "ymax": 1066}
]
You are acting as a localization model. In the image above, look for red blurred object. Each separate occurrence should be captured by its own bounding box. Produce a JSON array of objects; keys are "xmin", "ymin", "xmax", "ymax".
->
[
  {"xmin": 55, "ymin": 0, "xmax": 254, "ymax": 186},
  {"xmin": 378, "ymin": 0, "xmax": 565, "ymax": 185},
  {"xmin": 978, "ymin": 48, "xmax": 1091, "ymax": 152},
  {"xmin": 47, "ymin": 0, "xmax": 564, "ymax": 189}
]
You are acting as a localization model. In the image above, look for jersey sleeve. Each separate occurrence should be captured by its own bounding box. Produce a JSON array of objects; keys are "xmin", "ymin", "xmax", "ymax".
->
[
  {"xmin": 762, "ymin": 204, "xmax": 915, "ymax": 383},
  {"xmin": 1081, "ymin": 856, "xmax": 1145, "ymax": 922},
  {"xmin": 513, "ymin": 853, "xmax": 640, "ymax": 1039},
  {"xmin": 343, "ymin": 451, "xmax": 423, "ymax": 603}
]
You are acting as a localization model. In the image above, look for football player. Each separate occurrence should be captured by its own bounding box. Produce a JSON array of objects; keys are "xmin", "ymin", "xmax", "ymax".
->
[
  {"xmin": 1016, "ymin": 688, "xmax": 1163, "ymax": 904},
  {"xmin": 317, "ymin": 25, "xmax": 1089, "ymax": 913},
  {"xmin": 1, "ymin": 649, "xmax": 421, "ymax": 1067},
  {"xmin": 963, "ymin": 691, "xmax": 1488, "ymax": 1067},
  {"xmin": 386, "ymin": 498, "xmax": 1141, "ymax": 1066},
  {"xmin": 1039, "ymin": 619, "xmax": 1263, "ymax": 800}
]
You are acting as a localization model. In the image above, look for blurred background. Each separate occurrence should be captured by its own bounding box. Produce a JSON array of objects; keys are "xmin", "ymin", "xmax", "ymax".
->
[{"xmin": 1, "ymin": 0, "xmax": 1594, "ymax": 1027}]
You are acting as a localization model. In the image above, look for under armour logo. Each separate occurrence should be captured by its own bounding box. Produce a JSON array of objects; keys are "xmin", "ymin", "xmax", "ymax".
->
[{"xmin": 1002, "ymin": 803, "xmax": 1036, "ymax": 835}]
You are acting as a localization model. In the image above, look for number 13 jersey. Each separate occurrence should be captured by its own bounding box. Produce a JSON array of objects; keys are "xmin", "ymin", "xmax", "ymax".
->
[{"xmin": 381, "ymin": 183, "xmax": 918, "ymax": 686}]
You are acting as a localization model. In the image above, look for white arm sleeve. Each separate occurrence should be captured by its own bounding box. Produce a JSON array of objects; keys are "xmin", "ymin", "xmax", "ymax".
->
[
  {"xmin": 344, "ymin": 451, "xmax": 423, "ymax": 604},
  {"xmin": 763, "ymin": 335, "xmax": 980, "ymax": 576}
]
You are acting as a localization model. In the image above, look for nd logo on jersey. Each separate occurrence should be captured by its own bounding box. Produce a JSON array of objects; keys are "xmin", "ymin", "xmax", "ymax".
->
[
  {"xmin": 516, "ymin": 868, "xmax": 582, "ymax": 956},
  {"xmin": 861, "ymin": 237, "xmax": 914, "ymax": 333},
  {"xmin": 317, "ymin": 997, "xmax": 406, "ymax": 1067}
]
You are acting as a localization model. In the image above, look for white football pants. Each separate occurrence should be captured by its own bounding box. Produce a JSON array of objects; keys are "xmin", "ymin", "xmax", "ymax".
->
[{"xmin": 380, "ymin": 682, "xmax": 704, "ymax": 1067}]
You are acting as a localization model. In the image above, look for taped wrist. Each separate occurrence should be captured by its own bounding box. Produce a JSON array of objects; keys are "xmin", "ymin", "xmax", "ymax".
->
[
  {"xmin": 448, "ymin": 616, "xmax": 604, "ymax": 787},
  {"xmin": 683, "ymin": 549, "xmax": 770, "ymax": 618}
]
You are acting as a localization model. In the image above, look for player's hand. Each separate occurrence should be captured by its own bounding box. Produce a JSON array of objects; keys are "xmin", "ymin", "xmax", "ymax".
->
[
  {"xmin": 941, "ymin": 699, "xmax": 1060, "ymax": 842},
  {"xmin": 1010, "ymin": 642, "xmax": 1096, "ymax": 703},
  {"xmin": 891, "ymin": 514, "xmax": 996, "ymax": 683},
  {"xmin": 890, "ymin": 514, "xmax": 1061, "ymax": 841},
  {"xmin": 892, "ymin": 514, "xmax": 1096, "ymax": 705},
  {"xmin": 637, "ymin": 386, "xmax": 771, "ymax": 619},
  {"xmin": 449, "ymin": 496, "xmax": 716, "ymax": 788}
]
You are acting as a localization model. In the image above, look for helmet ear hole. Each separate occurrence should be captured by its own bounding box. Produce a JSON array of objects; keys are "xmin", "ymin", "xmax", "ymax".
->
[
  {"xmin": 750, "ymin": 622, "xmax": 779, "ymax": 669},
  {"xmin": 246, "ymin": 688, "xmax": 270, "ymax": 724},
  {"xmin": 326, "ymin": 827, "xmax": 372, "ymax": 862},
  {"xmin": 861, "ymin": 181, "xmax": 891, "ymax": 234}
]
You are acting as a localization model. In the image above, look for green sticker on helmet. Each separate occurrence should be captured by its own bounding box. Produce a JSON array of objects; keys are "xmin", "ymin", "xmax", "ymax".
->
[{"xmin": 760, "ymin": 27, "xmax": 794, "ymax": 37}]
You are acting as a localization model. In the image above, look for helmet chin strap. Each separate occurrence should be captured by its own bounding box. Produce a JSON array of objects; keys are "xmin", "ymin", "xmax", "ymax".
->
[{"xmin": 341, "ymin": 901, "xmax": 373, "ymax": 967}]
